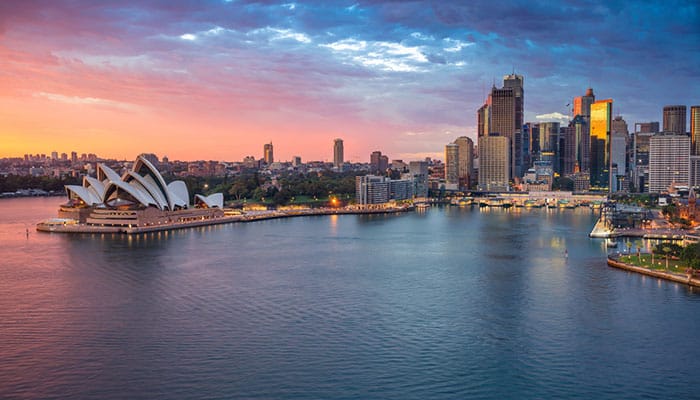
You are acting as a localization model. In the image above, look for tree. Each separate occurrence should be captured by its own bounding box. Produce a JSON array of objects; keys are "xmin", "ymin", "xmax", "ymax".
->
[
  {"xmin": 228, "ymin": 182, "xmax": 249, "ymax": 200},
  {"xmin": 663, "ymin": 246, "xmax": 671, "ymax": 270},
  {"xmin": 681, "ymin": 243, "xmax": 700, "ymax": 269}
]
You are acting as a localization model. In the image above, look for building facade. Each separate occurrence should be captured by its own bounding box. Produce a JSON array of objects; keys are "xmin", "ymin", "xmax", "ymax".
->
[
  {"xmin": 691, "ymin": 106, "xmax": 700, "ymax": 156},
  {"xmin": 478, "ymin": 135, "xmax": 510, "ymax": 191},
  {"xmin": 453, "ymin": 136, "xmax": 474, "ymax": 189},
  {"xmin": 444, "ymin": 143, "xmax": 459, "ymax": 189},
  {"xmin": 590, "ymin": 99, "xmax": 613, "ymax": 191},
  {"xmin": 663, "ymin": 105, "xmax": 687, "ymax": 135},
  {"xmin": 648, "ymin": 133, "xmax": 690, "ymax": 193},
  {"xmin": 333, "ymin": 138, "xmax": 344, "ymax": 171},
  {"xmin": 408, "ymin": 161, "xmax": 429, "ymax": 198},
  {"xmin": 355, "ymin": 175, "xmax": 412, "ymax": 205},
  {"xmin": 264, "ymin": 142, "xmax": 274, "ymax": 165}
]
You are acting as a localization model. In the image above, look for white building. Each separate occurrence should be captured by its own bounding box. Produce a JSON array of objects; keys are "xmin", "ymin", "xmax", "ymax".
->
[{"xmin": 648, "ymin": 133, "xmax": 690, "ymax": 193}]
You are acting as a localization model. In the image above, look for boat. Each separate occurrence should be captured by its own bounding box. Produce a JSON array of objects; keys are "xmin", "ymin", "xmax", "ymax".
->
[{"xmin": 606, "ymin": 238, "xmax": 618, "ymax": 248}]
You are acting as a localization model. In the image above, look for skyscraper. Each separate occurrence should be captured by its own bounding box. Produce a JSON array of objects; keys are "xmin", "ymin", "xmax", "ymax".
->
[
  {"xmin": 444, "ymin": 143, "xmax": 459, "ymax": 189},
  {"xmin": 477, "ymin": 73, "xmax": 524, "ymax": 180},
  {"xmin": 590, "ymin": 99, "xmax": 613, "ymax": 190},
  {"xmin": 477, "ymin": 103, "xmax": 489, "ymax": 137},
  {"xmin": 478, "ymin": 135, "xmax": 510, "ymax": 192},
  {"xmin": 572, "ymin": 88, "xmax": 595, "ymax": 174},
  {"xmin": 691, "ymin": 106, "xmax": 700, "ymax": 155},
  {"xmin": 567, "ymin": 115, "xmax": 589, "ymax": 174},
  {"xmin": 264, "ymin": 142, "xmax": 274, "ymax": 164},
  {"xmin": 573, "ymin": 88, "xmax": 595, "ymax": 119},
  {"xmin": 489, "ymin": 86, "xmax": 515, "ymax": 177},
  {"xmin": 503, "ymin": 73, "xmax": 524, "ymax": 178},
  {"xmin": 663, "ymin": 105, "xmax": 687, "ymax": 134},
  {"xmin": 370, "ymin": 151, "xmax": 388, "ymax": 174},
  {"xmin": 333, "ymin": 138, "xmax": 344, "ymax": 171},
  {"xmin": 453, "ymin": 136, "xmax": 474, "ymax": 189},
  {"xmin": 648, "ymin": 133, "xmax": 690, "ymax": 192}
]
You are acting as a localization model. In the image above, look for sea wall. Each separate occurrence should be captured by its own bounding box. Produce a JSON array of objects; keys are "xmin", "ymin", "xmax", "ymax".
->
[{"xmin": 607, "ymin": 255, "xmax": 700, "ymax": 287}]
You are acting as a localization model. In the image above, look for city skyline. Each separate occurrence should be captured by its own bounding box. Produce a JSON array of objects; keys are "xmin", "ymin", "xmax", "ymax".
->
[{"xmin": 1, "ymin": 1, "xmax": 698, "ymax": 162}]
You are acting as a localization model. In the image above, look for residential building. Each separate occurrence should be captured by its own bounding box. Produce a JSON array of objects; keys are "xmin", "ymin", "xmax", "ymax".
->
[
  {"xmin": 333, "ymin": 138, "xmax": 344, "ymax": 171},
  {"xmin": 444, "ymin": 143, "xmax": 459, "ymax": 189},
  {"xmin": 264, "ymin": 142, "xmax": 274, "ymax": 165},
  {"xmin": 454, "ymin": 136, "xmax": 474, "ymax": 189},
  {"xmin": 355, "ymin": 175, "xmax": 412, "ymax": 205}
]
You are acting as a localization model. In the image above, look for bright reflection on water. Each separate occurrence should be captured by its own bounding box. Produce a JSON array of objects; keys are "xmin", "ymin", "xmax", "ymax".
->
[{"xmin": 1, "ymin": 197, "xmax": 700, "ymax": 399}]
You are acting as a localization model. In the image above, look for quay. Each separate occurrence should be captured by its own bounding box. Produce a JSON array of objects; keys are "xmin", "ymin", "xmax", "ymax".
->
[
  {"xmin": 607, "ymin": 254, "xmax": 700, "ymax": 287},
  {"xmin": 37, "ymin": 205, "xmax": 414, "ymax": 234}
]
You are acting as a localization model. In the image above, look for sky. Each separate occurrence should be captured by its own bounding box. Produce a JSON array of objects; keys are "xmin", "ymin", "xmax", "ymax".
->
[{"xmin": 0, "ymin": 0, "xmax": 698, "ymax": 162}]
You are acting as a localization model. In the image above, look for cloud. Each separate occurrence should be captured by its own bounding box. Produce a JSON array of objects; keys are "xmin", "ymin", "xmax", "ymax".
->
[
  {"xmin": 34, "ymin": 92, "xmax": 141, "ymax": 112},
  {"xmin": 535, "ymin": 112, "xmax": 570, "ymax": 124},
  {"xmin": 0, "ymin": 1, "xmax": 698, "ymax": 161},
  {"xmin": 249, "ymin": 27, "xmax": 312, "ymax": 43},
  {"xmin": 322, "ymin": 38, "xmax": 429, "ymax": 72}
]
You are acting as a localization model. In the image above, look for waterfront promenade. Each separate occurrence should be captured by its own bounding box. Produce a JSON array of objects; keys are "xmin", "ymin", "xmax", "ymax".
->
[
  {"xmin": 607, "ymin": 254, "xmax": 700, "ymax": 287},
  {"xmin": 36, "ymin": 205, "xmax": 414, "ymax": 234}
]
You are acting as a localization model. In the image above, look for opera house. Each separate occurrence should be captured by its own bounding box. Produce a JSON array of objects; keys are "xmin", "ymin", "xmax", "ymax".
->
[{"xmin": 38, "ymin": 154, "xmax": 227, "ymax": 233}]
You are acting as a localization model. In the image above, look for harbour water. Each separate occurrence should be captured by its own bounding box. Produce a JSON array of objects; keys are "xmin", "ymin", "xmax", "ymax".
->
[{"xmin": 1, "ymin": 197, "xmax": 699, "ymax": 399}]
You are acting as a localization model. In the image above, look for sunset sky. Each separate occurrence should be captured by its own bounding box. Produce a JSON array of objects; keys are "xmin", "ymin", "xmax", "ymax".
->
[{"xmin": 1, "ymin": 1, "xmax": 698, "ymax": 162}]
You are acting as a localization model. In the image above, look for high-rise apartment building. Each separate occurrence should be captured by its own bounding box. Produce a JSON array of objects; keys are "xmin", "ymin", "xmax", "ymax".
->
[
  {"xmin": 590, "ymin": 99, "xmax": 613, "ymax": 191},
  {"xmin": 333, "ymin": 138, "xmax": 344, "ymax": 171},
  {"xmin": 478, "ymin": 135, "xmax": 510, "ymax": 191},
  {"xmin": 355, "ymin": 175, "xmax": 412, "ymax": 204},
  {"xmin": 663, "ymin": 105, "xmax": 687, "ymax": 135},
  {"xmin": 444, "ymin": 143, "xmax": 460, "ymax": 188},
  {"xmin": 370, "ymin": 151, "xmax": 388, "ymax": 174},
  {"xmin": 648, "ymin": 133, "xmax": 690, "ymax": 192},
  {"xmin": 264, "ymin": 142, "xmax": 274, "ymax": 164},
  {"xmin": 691, "ymin": 106, "xmax": 700, "ymax": 155},
  {"xmin": 453, "ymin": 136, "xmax": 474, "ymax": 189},
  {"xmin": 356, "ymin": 175, "xmax": 390, "ymax": 204}
]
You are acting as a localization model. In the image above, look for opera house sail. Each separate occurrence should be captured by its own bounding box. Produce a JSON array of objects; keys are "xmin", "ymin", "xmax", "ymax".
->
[{"xmin": 38, "ymin": 154, "xmax": 226, "ymax": 233}]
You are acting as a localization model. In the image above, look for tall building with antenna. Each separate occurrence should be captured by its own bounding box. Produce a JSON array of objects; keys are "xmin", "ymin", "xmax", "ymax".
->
[
  {"xmin": 477, "ymin": 73, "xmax": 524, "ymax": 184},
  {"xmin": 263, "ymin": 142, "xmax": 274, "ymax": 165}
]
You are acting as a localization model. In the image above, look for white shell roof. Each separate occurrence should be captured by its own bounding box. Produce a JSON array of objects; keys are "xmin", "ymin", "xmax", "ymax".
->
[{"xmin": 65, "ymin": 154, "xmax": 221, "ymax": 211}]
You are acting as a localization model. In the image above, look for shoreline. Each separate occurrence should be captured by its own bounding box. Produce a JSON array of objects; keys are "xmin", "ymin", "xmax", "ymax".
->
[
  {"xmin": 607, "ymin": 254, "xmax": 700, "ymax": 287},
  {"xmin": 36, "ymin": 206, "xmax": 414, "ymax": 234}
]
